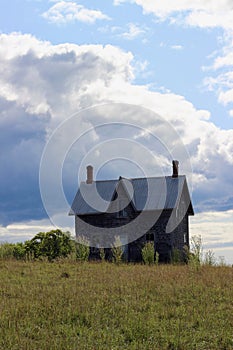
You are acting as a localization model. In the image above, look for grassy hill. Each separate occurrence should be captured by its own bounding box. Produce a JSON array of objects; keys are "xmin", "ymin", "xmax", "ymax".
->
[{"xmin": 0, "ymin": 261, "xmax": 232, "ymax": 350}]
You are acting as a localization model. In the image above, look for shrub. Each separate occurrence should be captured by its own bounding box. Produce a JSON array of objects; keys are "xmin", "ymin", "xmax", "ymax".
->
[
  {"xmin": 13, "ymin": 242, "xmax": 27, "ymax": 260},
  {"xmin": 142, "ymin": 242, "xmax": 154, "ymax": 265},
  {"xmin": 27, "ymin": 230, "xmax": 74, "ymax": 261}
]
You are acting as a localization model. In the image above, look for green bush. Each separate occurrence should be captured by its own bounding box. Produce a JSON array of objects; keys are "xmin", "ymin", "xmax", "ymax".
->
[
  {"xmin": 27, "ymin": 230, "xmax": 74, "ymax": 261},
  {"xmin": 142, "ymin": 242, "xmax": 154, "ymax": 265},
  {"xmin": 13, "ymin": 242, "xmax": 27, "ymax": 260}
]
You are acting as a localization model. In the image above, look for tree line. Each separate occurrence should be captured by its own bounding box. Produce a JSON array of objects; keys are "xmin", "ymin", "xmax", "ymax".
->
[{"xmin": 0, "ymin": 230, "xmax": 227, "ymax": 266}]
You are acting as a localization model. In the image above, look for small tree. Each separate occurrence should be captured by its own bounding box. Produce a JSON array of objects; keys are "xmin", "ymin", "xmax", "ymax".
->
[
  {"xmin": 112, "ymin": 236, "xmax": 124, "ymax": 264},
  {"xmin": 27, "ymin": 230, "xmax": 74, "ymax": 261},
  {"xmin": 142, "ymin": 242, "xmax": 154, "ymax": 265},
  {"xmin": 76, "ymin": 235, "xmax": 90, "ymax": 262}
]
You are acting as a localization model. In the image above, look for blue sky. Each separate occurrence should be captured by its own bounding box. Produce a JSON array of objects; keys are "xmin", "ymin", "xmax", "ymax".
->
[{"xmin": 0, "ymin": 0, "xmax": 233, "ymax": 263}]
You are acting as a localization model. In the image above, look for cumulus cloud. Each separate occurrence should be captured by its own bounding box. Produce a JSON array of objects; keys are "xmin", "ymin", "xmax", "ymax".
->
[
  {"xmin": 42, "ymin": 1, "xmax": 111, "ymax": 24},
  {"xmin": 0, "ymin": 32, "xmax": 233, "ymax": 260}
]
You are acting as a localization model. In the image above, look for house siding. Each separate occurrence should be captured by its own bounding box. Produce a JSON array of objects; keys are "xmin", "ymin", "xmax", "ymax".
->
[{"xmin": 76, "ymin": 208, "xmax": 189, "ymax": 263}]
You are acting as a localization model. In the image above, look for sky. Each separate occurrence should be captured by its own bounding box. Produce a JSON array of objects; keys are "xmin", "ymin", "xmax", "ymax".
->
[{"xmin": 0, "ymin": 0, "xmax": 233, "ymax": 264}]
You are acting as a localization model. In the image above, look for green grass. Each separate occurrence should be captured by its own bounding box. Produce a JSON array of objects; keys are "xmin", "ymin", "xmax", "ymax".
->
[{"xmin": 0, "ymin": 261, "xmax": 232, "ymax": 350}]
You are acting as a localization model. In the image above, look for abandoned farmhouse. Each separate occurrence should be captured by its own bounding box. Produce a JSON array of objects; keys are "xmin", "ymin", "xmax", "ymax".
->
[{"xmin": 69, "ymin": 161, "xmax": 194, "ymax": 263}]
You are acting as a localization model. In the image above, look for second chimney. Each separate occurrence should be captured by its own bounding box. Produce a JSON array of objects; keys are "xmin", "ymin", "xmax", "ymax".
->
[
  {"xmin": 172, "ymin": 160, "xmax": 179, "ymax": 178},
  {"xmin": 86, "ymin": 165, "xmax": 93, "ymax": 184}
]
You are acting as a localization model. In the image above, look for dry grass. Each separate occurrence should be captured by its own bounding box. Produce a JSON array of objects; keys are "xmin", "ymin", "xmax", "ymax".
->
[{"xmin": 0, "ymin": 261, "xmax": 232, "ymax": 349}]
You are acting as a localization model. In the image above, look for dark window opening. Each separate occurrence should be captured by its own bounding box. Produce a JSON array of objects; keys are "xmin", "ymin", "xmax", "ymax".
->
[
  {"xmin": 118, "ymin": 209, "xmax": 127, "ymax": 218},
  {"xmin": 146, "ymin": 233, "xmax": 154, "ymax": 241}
]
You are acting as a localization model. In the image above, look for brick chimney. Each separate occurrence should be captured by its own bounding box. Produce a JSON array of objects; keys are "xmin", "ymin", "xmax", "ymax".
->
[
  {"xmin": 172, "ymin": 160, "xmax": 179, "ymax": 178},
  {"xmin": 86, "ymin": 165, "xmax": 93, "ymax": 184}
]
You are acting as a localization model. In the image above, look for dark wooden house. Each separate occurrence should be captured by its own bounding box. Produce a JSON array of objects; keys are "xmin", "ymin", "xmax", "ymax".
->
[{"xmin": 69, "ymin": 161, "xmax": 194, "ymax": 263}]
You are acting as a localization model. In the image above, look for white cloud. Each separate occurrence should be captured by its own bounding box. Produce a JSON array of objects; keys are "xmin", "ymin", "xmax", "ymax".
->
[
  {"xmin": 186, "ymin": 8, "xmax": 233, "ymax": 30},
  {"xmin": 219, "ymin": 89, "xmax": 233, "ymax": 105},
  {"xmin": 113, "ymin": 0, "xmax": 129, "ymax": 5},
  {"xmin": 117, "ymin": 0, "xmax": 233, "ymax": 30},
  {"xmin": 121, "ymin": 23, "xmax": 146, "ymax": 40},
  {"xmin": 191, "ymin": 209, "xmax": 233, "ymax": 264},
  {"xmin": 204, "ymin": 60, "xmax": 233, "ymax": 107},
  {"xmin": 0, "ymin": 216, "xmax": 74, "ymax": 243},
  {"xmin": 212, "ymin": 50, "xmax": 233, "ymax": 70},
  {"xmin": 0, "ymin": 32, "xmax": 134, "ymax": 122},
  {"xmin": 42, "ymin": 1, "xmax": 110, "ymax": 24}
]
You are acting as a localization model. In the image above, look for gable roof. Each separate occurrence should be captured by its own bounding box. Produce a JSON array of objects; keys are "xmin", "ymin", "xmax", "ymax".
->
[{"xmin": 69, "ymin": 175, "xmax": 194, "ymax": 216}]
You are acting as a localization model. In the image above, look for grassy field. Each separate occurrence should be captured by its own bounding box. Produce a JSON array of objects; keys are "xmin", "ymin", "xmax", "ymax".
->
[{"xmin": 0, "ymin": 261, "xmax": 232, "ymax": 350}]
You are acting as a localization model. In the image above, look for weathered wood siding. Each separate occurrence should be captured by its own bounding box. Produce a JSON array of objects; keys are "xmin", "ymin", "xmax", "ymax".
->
[{"xmin": 75, "ymin": 182, "xmax": 190, "ymax": 263}]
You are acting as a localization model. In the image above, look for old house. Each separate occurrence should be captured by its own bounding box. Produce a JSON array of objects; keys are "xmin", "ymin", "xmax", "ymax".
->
[{"xmin": 69, "ymin": 161, "xmax": 194, "ymax": 263}]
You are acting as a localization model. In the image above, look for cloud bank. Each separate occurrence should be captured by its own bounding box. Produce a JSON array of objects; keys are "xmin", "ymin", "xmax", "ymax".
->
[{"xmin": 0, "ymin": 32, "xmax": 232, "ymax": 262}]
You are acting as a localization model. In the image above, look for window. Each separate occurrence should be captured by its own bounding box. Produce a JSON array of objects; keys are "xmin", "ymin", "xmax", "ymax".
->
[{"xmin": 184, "ymin": 233, "xmax": 187, "ymax": 244}]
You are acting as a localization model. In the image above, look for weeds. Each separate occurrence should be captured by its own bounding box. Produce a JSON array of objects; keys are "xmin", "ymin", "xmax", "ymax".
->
[
  {"xmin": 111, "ymin": 236, "xmax": 124, "ymax": 264},
  {"xmin": 142, "ymin": 242, "xmax": 154, "ymax": 265},
  {"xmin": 204, "ymin": 249, "xmax": 216, "ymax": 266},
  {"xmin": 76, "ymin": 235, "xmax": 90, "ymax": 262},
  {"xmin": 99, "ymin": 248, "xmax": 105, "ymax": 261},
  {"xmin": 0, "ymin": 261, "xmax": 232, "ymax": 350}
]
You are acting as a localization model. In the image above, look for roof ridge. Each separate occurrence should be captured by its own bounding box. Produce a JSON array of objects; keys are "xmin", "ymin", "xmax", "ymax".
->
[{"xmin": 83, "ymin": 175, "xmax": 186, "ymax": 183}]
